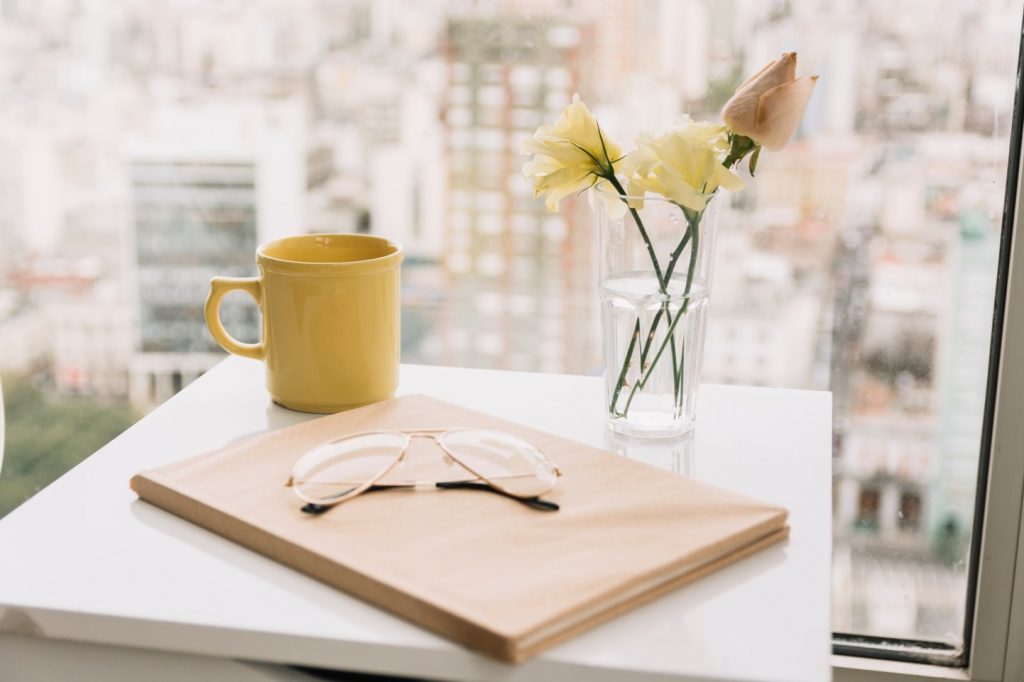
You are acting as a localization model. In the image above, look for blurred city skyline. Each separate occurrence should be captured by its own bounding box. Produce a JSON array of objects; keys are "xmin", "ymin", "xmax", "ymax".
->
[{"xmin": 0, "ymin": 0, "xmax": 1021, "ymax": 649}]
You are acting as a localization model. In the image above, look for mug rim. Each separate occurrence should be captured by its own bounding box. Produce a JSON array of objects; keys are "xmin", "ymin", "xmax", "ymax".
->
[{"xmin": 257, "ymin": 233, "xmax": 403, "ymax": 276}]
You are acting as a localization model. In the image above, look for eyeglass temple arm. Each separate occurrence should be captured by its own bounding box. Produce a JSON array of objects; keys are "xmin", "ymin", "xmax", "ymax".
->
[
  {"xmin": 434, "ymin": 481, "xmax": 559, "ymax": 511},
  {"xmin": 300, "ymin": 481, "xmax": 559, "ymax": 514}
]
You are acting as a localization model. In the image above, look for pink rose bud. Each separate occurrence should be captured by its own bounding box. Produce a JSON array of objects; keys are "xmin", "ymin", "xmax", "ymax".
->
[{"xmin": 722, "ymin": 52, "xmax": 818, "ymax": 150}]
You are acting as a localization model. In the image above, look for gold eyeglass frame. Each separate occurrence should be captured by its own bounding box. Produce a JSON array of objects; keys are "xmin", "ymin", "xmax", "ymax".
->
[{"xmin": 286, "ymin": 428, "xmax": 563, "ymax": 510}]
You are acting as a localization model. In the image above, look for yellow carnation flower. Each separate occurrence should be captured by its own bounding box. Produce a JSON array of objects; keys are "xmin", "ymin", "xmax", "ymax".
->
[
  {"xmin": 621, "ymin": 118, "xmax": 744, "ymax": 212},
  {"xmin": 521, "ymin": 95, "xmax": 622, "ymax": 212}
]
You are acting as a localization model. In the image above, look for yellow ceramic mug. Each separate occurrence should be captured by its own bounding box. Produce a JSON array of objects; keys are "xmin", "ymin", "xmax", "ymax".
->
[{"xmin": 205, "ymin": 233, "xmax": 403, "ymax": 413}]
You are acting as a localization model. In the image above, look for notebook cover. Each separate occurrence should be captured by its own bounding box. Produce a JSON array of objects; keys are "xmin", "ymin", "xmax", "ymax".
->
[{"xmin": 130, "ymin": 394, "xmax": 788, "ymax": 663}]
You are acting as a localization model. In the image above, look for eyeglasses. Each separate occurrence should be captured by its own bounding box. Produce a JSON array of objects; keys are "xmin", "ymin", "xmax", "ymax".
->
[{"xmin": 287, "ymin": 429, "xmax": 562, "ymax": 513}]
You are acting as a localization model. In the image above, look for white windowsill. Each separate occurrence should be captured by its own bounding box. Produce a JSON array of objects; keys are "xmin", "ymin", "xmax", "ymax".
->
[{"xmin": 834, "ymin": 655, "xmax": 972, "ymax": 681}]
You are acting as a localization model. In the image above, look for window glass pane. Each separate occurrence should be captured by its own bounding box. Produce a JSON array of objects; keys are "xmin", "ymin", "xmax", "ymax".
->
[{"xmin": 0, "ymin": 0, "xmax": 1020, "ymax": 657}]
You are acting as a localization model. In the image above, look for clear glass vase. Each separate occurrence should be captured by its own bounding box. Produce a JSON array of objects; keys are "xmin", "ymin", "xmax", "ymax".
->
[{"xmin": 595, "ymin": 187, "xmax": 718, "ymax": 438}]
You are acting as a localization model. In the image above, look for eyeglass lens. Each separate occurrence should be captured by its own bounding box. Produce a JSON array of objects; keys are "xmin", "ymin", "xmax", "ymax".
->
[
  {"xmin": 291, "ymin": 432, "xmax": 407, "ymax": 504},
  {"xmin": 439, "ymin": 429, "xmax": 557, "ymax": 498}
]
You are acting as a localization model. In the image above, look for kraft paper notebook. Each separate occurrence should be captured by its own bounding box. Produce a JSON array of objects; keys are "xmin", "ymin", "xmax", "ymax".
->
[{"xmin": 130, "ymin": 394, "xmax": 788, "ymax": 663}]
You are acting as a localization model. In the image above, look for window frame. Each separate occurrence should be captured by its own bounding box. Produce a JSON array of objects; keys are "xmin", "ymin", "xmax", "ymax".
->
[{"xmin": 834, "ymin": 13, "xmax": 1024, "ymax": 680}]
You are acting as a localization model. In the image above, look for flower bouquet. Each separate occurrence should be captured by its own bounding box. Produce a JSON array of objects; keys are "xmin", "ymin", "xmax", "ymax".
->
[{"xmin": 522, "ymin": 53, "xmax": 817, "ymax": 437}]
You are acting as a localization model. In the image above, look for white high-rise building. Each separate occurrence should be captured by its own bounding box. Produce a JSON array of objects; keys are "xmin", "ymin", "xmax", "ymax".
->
[{"xmin": 126, "ymin": 97, "xmax": 306, "ymax": 410}]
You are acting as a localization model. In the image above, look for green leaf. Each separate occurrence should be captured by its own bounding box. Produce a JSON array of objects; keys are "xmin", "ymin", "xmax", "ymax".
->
[{"xmin": 748, "ymin": 146, "xmax": 761, "ymax": 176}]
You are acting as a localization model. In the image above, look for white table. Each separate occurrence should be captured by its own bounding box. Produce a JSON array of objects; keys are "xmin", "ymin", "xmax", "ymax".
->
[{"xmin": 0, "ymin": 357, "xmax": 833, "ymax": 682}]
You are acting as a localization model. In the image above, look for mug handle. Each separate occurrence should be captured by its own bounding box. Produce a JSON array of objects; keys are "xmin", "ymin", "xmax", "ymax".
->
[{"xmin": 205, "ymin": 276, "xmax": 264, "ymax": 360}]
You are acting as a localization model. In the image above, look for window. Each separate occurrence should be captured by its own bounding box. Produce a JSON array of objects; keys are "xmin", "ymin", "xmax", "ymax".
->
[
  {"xmin": 857, "ymin": 485, "xmax": 882, "ymax": 532},
  {"xmin": 2, "ymin": 2, "xmax": 1024, "ymax": 680},
  {"xmin": 898, "ymin": 489, "xmax": 922, "ymax": 532}
]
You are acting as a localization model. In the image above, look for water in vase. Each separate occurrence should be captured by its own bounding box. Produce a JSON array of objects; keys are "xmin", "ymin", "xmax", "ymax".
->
[{"xmin": 600, "ymin": 271, "xmax": 709, "ymax": 437}]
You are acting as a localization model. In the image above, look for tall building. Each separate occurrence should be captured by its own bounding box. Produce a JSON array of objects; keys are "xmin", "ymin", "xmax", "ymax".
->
[
  {"xmin": 934, "ymin": 209, "xmax": 1000, "ymax": 541},
  {"xmin": 826, "ymin": 134, "xmax": 1007, "ymax": 639},
  {"xmin": 131, "ymin": 158, "xmax": 259, "ymax": 352},
  {"xmin": 127, "ymin": 98, "xmax": 305, "ymax": 409},
  {"xmin": 440, "ymin": 15, "xmax": 599, "ymax": 374}
]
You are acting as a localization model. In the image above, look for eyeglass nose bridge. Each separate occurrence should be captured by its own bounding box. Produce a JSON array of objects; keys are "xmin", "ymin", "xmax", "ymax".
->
[
  {"xmin": 401, "ymin": 429, "xmax": 449, "ymax": 440},
  {"xmin": 402, "ymin": 430, "xmax": 458, "ymax": 464},
  {"xmin": 401, "ymin": 428, "xmax": 561, "ymax": 475}
]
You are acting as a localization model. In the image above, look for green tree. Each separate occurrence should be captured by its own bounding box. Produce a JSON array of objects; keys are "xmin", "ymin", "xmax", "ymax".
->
[{"xmin": 1, "ymin": 378, "xmax": 137, "ymax": 518}]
